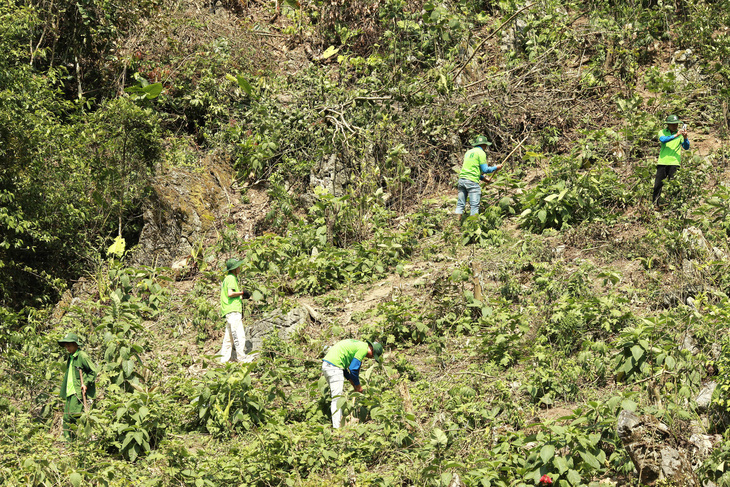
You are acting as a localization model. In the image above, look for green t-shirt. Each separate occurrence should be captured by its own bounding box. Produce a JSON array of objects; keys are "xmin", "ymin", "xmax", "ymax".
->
[
  {"xmin": 323, "ymin": 339, "xmax": 368, "ymax": 370},
  {"xmin": 658, "ymin": 129, "xmax": 685, "ymax": 166},
  {"xmin": 220, "ymin": 273, "xmax": 242, "ymax": 317},
  {"xmin": 458, "ymin": 147, "xmax": 487, "ymax": 183},
  {"xmin": 65, "ymin": 350, "xmax": 79, "ymax": 397}
]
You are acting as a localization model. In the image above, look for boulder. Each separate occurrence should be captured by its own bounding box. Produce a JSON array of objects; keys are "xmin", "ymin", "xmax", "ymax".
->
[
  {"xmin": 696, "ymin": 382, "xmax": 717, "ymax": 412},
  {"xmin": 308, "ymin": 153, "xmax": 350, "ymax": 199},
  {"xmin": 688, "ymin": 432, "xmax": 722, "ymax": 469},
  {"xmin": 680, "ymin": 334, "xmax": 699, "ymax": 355},
  {"xmin": 682, "ymin": 226, "xmax": 710, "ymax": 258},
  {"xmin": 245, "ymin": 306, "xmax": 319, "ymax": 353},
  {"xmin": 135, "ymin": 156, "xmax": 234, "ymax": 268},
  {"xmin": 617, "ymin": 409, "xmax": 701, "ymax": 486}
]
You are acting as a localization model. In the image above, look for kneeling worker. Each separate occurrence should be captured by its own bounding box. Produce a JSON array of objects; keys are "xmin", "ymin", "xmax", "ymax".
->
[{"xmin": 321, "ymin": 339, "xmax": 383, "ymax": 428}]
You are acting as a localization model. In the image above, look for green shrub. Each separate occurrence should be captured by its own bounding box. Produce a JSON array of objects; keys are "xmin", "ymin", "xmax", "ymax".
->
[
  {"xmin": 519, "ymin": 163, "xmax": 631, "ymax": 232},
  {"xmin": 97, "ymin": 386, "xmax": 173, "ymax": 461},
  {"xmin": 189, "ymin": 365, "xmax": 266, "ymax": 438},
  {"xmin": 461, "ymin": 206, "xmax": 505, "ymax": 247}
]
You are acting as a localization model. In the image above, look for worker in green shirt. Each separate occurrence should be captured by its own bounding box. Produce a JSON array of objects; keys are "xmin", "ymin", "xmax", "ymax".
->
[
  {"xmin": 653, "ymin": 114, "xmax": 690, "ymax": 205},
  {"xmin": 454, "ymin": 135, "xmax": 503, "ymax": 217},
  {"xmin": 218, "ymin": 257, "xmax": 252, "ymax": 363},
  {"xmin": 58, "ymin": 332, "xmax": 97, "ymax": 441},
  {"xmin": 321, "ymin": 339, "xmax": 383, "ymax": 428}
]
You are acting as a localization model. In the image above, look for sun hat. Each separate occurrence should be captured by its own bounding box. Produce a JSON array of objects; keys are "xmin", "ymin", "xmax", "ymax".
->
[
  {"xmin": 471, "ymin": 135, "xmax": 492, "ymax": 147},
  {"xmin": 225, "ymin": 258, "xmax": 244, "ymax": 272},
  {"xmin": 367, "ymin": 340, "xmax": 384, "ymax": 360},
  {"xmin": 57, "ymin": 332, "xmax": 81, "ymax": 346}
]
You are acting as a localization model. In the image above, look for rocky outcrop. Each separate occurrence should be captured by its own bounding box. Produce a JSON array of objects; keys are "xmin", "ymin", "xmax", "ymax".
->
[
  {"xmin": 696, "ymin": 382, "xmax": 717, "ymax": 413},
  {"xmin": 617, "ymin": 409, "xmax": 701, "ymax": 486},
  {"xmin": 305, "ymin": 154, "xmax": 350, "ymax": 203},
  {"xmin": 135, "ymin": 156, "xmax": 234, "ymax": 267},
  {"xmin": 244, "ymin": 305, "xmax": 320, "ymax": 353}
]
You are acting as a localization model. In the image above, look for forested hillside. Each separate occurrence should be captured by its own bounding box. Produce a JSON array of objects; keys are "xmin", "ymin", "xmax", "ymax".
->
[{"xmin": 3, "ymin": 0, "xmax": 730, "ymax": 485}]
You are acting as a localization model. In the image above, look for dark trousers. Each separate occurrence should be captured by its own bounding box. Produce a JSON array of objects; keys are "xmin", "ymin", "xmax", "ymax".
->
[{"xmin": 652, "ymin": 165, "xmax": 678, "ymax": 203}]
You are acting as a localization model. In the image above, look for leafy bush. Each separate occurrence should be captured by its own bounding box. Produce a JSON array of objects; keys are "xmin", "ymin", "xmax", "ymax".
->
[
  {"xmin": 613, "ymin": 317, "xmax": 681, "ymax": 382},
  {"xmin": 189, "ymin": 365, "xmax": 266, "ymax": 438},
  {"xmin": 366, "ymin": 297, "xmax": 429, "ymax": 346},
  {"xmin": 97, "ymin": 386, "xmax": 173, "ymax": 462},
  {"xmin": 480, "ymin": 308, "xmax": 527, "ymax": 368},
  {"xmin": 519, "ymin": 163, "xmax": 631, "ymax": 232},
  {"xmin": 544, "ymin": 294, "xmax": 634, "ymax": 354},
  {"xmin": 461, "ymin": 206, "xmax": 505, "ymax": 247}
]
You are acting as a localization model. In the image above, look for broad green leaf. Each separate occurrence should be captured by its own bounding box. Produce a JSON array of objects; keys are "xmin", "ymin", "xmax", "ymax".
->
[
  {"xmin": 142, "ymin": 83, "xmax": 163, "ymax": 99},
  {"xmin": 122, "ymin": 359, "xmax": 134, "ymax": 377},
  {"xmin": 540, "ymin": 444, "xmax": 555, "ymax": 463},
  {"xmin": 236, "ymin": 75, "xmax": 253, "ymax": 95},
  {"xmin": 554, "ymin": 455, "xmax": 569, "ymax": 473},
  {"xmin": 107, "ymin": 235, "xmax": 126, "ymax": 258},
  {"xmin": 431, "ymin": 428, "xmax": 448, "ymax": 447},
  {"xmin": 631, "ymin": 345, "xmax": 644, "ymax": 361},
  {"xmin": 122, "ymin": 433, "xmax": 134, "ymax": 450},
  {"xmin": 621, "ymin": 399, "xmax": 637, "ymax": 411},
  {"xmin": 70, "ymin": 472, "xmax": 82, "ymax": 487},
  {"xmin": 567, "ymin": 469, "xmax": 581, "ymax": 485},
  {"xmin": 579, "ymin": 450, "xmax": 601, "ymax": 469}
]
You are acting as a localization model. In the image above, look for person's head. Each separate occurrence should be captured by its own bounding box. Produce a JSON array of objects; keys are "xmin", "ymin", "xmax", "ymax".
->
[
  {"xmin": 471, "ymin": 135, "xmax": 492, "ymax": 151},
  {"xmin": 665, "ymin": 114, "xmax": 681, "ymax": 133},
  {"xmin": 366, "ymin": 340, "xmax": 384, "ymax": 360},
  {"xmin": 58, "ymin": 332, "xmax": 81, "ymax": 355},
  {"xmin": 225, "ymin": 258, "xmax": 244, "ymax": 275}
]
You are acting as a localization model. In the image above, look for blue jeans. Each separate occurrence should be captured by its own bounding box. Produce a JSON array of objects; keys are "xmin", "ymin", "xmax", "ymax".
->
[{"xmin": 455, "ymin": 178, "xmax": 482, "ymax": 216}]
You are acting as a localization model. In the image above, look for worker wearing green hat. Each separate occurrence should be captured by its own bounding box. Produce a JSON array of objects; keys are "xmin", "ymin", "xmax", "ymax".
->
[
  {"xmin": 653, "ymin": 114, "xmax": 690, "ymax": 205},
  {"xmin": 218, "ymin": 257, "xmax": 253, "ymax": 363},
  {"xmin": 321, "ymin": 339, "xmax": 383, "ymax": 428},
  {"xmin": 455, "ymin": 135, "xmax": 503, "ymax": 217},
  {"xmin": 57, "ymin": 332, "xmax": 97, "ymax": 441}
]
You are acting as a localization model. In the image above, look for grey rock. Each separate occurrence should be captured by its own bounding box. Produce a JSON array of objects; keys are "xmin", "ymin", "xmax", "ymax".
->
[
  {"xmin": 245, "ymin": 306, "xmax": 316, "ymax": 353},
  {"xmin": 681, "ymin": 334, "xmax": 699, "ymax": 354},
  {"xmin": 671, "ymin": 49, "xmax": 695, "ymax": 64},
  {"xmin": 682, "ymin": 227, "xmax": 710, "ymax": 257},
  {"xmin": 308, "ymin": 153, "xmax": 350, "ymax": 199},
  {"xmin": 136, "ymin": 157, "xmax": 233, "ymax": 267},
  {"xmin": 696, "ymin": 382, "xmax": 717, "ymax": 412},
  {"xmin": 617, "ymin": 409, "xmax": 701, "ymax": 486},
  {"xmin": 448, "ymin": 472, "xmax": 463, "ymax": 487}
]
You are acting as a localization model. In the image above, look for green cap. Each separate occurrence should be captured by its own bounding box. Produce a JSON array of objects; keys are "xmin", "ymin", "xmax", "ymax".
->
[
  {"xmin": 665, "ymin": 114, "xmax": 681, "ymax": 124},
  {"xmin": 225, "ymin": 258, "xmax": 244, "ymax": 272},
  {"xmin": 471, "ymin": 135, "xmax": 492, "ymax": 147},
  {"xmin": 367, "ymin": 340, "xmax": 384, "ymax": 360},
  {"xmin": 58, "ymin": 332, "xmax": 81, "ymax": 346}
]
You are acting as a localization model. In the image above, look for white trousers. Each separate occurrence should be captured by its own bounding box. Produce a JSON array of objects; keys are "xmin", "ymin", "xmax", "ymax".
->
[
  {"xmin": 322, "ymin": 362, "xmax": 345, "ymax": 428},
  {"xmin": 219, "ymin": 312, "xmax": 246, "ymax": 363}
]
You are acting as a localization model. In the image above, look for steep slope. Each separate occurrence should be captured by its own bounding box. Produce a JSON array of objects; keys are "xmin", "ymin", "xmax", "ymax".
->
[{"xmin": 2, "ymin": 0, "xmax": 730, "ymax": 486}]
